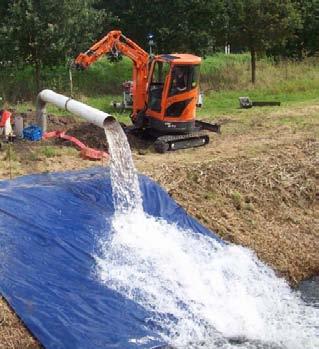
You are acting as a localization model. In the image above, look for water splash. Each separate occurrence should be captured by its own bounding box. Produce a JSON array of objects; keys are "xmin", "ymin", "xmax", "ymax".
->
[
  {"xmin": 99, "ymin": 121, "xmax": 319, "ymax": 348},
  {"xmin": 96, "ymin": 211, "xmax": 319, "ymax": 348}
]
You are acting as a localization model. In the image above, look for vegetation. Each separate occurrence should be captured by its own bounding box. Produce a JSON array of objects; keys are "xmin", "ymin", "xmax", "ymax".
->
[
  {"xmin": 6, "ymin": 53, "xmax": 319, "ymax": 126},
  {"xmin": 0, "ymin": 58, "xmax": 131, "ymax": 102},
  {"xmin": 226, "ymin": 0, "xmax": 301, "ymax": 83},
  {"xmin": 271, "ymin": 0, "xmax": 319, "ymax": 58},
  {"xmin": 0, "ymin": 0, "xmax": 319, "ymax": 98},
  {"xmin": 41, "ymin": 146, "xmax": 57, "ymax": 158},
  {"xmin": 0, "ymin": 0, "xmax": 109, "ymax": 91}
]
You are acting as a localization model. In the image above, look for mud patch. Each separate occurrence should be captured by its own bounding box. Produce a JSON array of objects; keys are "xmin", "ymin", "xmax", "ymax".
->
[{"xmin": 65, "ymin": 122, "xmax": 108, "ymax": 150}]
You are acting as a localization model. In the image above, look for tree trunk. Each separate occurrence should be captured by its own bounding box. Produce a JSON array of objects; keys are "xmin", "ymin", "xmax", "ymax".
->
[
  {"xmin": 34, "ymin": 61, "xmax": 41, "ymax": 93},
  {"xmin": 251, "ymin": 48, "xmax": 256, "ymax": 84}
]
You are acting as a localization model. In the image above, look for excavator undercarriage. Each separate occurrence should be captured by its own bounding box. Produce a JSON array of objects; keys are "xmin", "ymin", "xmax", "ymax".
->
[
  {"xmin": 125, "ymin": 119, "xmax": 220, "ymax": 153},
  {"xmin": 149, "ymin": 120, "xmax": 220, "ymax": 153}
]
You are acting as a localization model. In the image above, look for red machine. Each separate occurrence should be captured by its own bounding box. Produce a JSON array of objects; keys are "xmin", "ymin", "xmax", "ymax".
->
[
  {"xmin": 111, "ymin": 81, "xmax": 133, "ymax": 111},
  {"xmin": 0, "ymin": 110, "xmax": 13, "ymax": 141},
  {"xmin": 75, "ymin": 30, "xmax": 220, "ymax": 152}
]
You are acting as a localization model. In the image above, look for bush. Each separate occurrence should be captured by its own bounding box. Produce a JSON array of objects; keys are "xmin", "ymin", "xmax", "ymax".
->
[{"xmin": 0, "ymin": 57, "xmax": 132, "ymax": 103}]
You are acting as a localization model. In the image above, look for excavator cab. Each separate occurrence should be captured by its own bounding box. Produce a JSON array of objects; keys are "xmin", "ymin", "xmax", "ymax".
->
[{"xmin": 145, "ymin": 54, "xmax": 201, "ymax": 134}]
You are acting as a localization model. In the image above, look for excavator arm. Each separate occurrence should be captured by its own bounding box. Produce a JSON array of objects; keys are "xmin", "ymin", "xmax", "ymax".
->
[
  {"xmin": 75, "ymin": 30, "xmax": 148, "ymax": 69},
  {"xmin": 75, "ymin": 30, "xmax": 150, "ymax": 118}
]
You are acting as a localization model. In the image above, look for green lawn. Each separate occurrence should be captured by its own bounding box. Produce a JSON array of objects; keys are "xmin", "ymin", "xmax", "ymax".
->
[
  {"xmin": 10, "ymin": 53, "xmax": 319, "ymax": 127},
  {"xmin": 198, "ymin": 87, "xmax": 319, "ymax": 117}
]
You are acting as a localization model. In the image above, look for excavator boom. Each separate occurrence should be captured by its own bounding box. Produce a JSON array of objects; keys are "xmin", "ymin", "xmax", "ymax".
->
[
  {"xmin": 75, "ymin": 30, "xmax": 148, "ymax": 69},
  {"xmin": 75, "ymin": 30, "xmax": 149, "ymax": 117}
]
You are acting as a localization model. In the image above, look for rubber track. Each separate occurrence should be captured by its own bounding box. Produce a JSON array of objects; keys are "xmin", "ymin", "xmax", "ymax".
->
[
  {"xmin": 155, "ymin": 130, "xmax": 210, "ymax": 151},
  {"xmin": 156, "ymin": 130, "xmax": 209, "ymax": 143}
]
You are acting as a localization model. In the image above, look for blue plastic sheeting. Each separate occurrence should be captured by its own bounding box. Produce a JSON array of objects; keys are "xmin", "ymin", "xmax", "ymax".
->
[{"xmin": 0, "ymin": 167, "xmax": 222, "ymax": 349}]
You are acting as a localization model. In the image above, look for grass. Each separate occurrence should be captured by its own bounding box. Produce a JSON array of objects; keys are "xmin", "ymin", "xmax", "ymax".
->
[
  {"xmin": 41, "ymin": 146, "xmax": 57, "ymax": 158},
  {"xmin": 198, "ymin": 56, "xmax": 319, "ymax": 115},
  {"xmin": 4, "ymin": 53, "xmax": 319, "ymax": 131},
  {"xmin": 2, "ymin": 54, "xmax": 251, "ymax": 102},
  {"xmin": 197, "ymin": 87, "xmax": 319, "ymax": 117},
  {"xmin": 231, "ymin": 191, "xmax": 242, "ymax": 210},
  {"xmin": 2, "ymin": 145, "xmax": 18, "ymax": 162},
  {"xmin": 201, "ymin": 53, "xmax": 251, "ymax": 74}
]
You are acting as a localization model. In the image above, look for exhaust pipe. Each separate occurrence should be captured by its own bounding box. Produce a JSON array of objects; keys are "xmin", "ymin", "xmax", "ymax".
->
[{"xmin": 36, "ymin": 89, "xmax": 115, "ymax": 132}]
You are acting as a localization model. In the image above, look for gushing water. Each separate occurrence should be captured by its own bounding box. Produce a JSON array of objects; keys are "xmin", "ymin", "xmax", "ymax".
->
[
  {"xmin": 104, "ymin": 121, "xmax": 142, "ymax": 213},
  {"xmin": 98, "ymin": 120, "xmax": 319, "ymax": 349}
]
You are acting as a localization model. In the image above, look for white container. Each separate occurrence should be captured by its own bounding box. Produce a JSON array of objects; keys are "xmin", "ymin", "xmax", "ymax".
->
[
  {"xmin": 196, "ymin": 92, "xmax": 204, "ymax": 107},
  {"xmin": 14, "ymin": 115, "xmax": 24, "ymax": 138}
]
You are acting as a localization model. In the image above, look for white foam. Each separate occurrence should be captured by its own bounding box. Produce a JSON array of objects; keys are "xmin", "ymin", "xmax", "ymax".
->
[
  {"xmin": 96, "ymin": 210, "xmax": 319, "ymax": 348},
  {"xmin": 100, "ymin": 122, "xmax": 319, "ymax": 348}
]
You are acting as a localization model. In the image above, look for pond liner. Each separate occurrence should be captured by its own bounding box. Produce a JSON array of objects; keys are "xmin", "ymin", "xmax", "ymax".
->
[{"xmin": 0, "ymin": 167, "xmax": 222, "ymax": 349}]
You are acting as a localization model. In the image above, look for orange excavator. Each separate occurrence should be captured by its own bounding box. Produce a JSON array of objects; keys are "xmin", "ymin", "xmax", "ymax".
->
[{"xmin": 75, "ymin": 30, "xmax": 220, "ymax": 152}]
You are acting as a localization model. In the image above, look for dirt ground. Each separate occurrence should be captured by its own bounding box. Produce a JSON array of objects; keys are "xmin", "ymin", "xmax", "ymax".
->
[{"xmin": 0, "ymin": 102, "xmax": 318, "ymax": 348}]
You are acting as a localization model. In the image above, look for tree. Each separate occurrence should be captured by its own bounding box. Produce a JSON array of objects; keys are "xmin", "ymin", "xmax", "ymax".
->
[
  {"xmin": 98, "ymin": 0, "xmax": 227, "ymax": 56},
  {"xmin": 286, "ymin": 0, "xmax": 319, "ymax": 58},
  {"xmin": 0, "ymin": 0, "xmax": 11, "ymax": 63},
  {"xmin": 226, "ymin": 0, "xmax": 301, "ymax": 83},
  {"xmin": 1, "ymin": 0, "xmax": 109, "ymax": 92}
]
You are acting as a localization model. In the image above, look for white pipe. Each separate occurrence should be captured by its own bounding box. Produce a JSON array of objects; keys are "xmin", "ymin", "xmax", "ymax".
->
[{"xmin": 36, "ymin": 89, "xmax": 115, "ymax": 132}]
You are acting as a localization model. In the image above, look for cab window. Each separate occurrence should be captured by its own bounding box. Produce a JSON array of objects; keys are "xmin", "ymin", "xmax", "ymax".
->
[
  {"xmin": 148, "ymin": 61, "xmax": 170, "ymax": 112},
  {"xmin": 151, "ymin": 61, "xmax": 170, "ymax": 84},
  {"xmin": 169, "ymin": 65, "xmax": 200, "ymax": 96}
]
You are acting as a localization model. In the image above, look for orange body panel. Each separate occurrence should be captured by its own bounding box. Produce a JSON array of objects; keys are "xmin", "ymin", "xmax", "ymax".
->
[
  {"xmin": 156, "ymin": 53, "xmax": 201, "ymax": 65},
  {"xmin": 146, "ymin": 87, "xmax": 198, "ymax": 123}
]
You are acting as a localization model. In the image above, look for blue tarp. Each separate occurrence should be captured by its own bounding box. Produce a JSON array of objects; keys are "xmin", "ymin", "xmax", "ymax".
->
[{"xmin": 0, "ymin": 167, "xmax": 221, "ymax": 349}]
